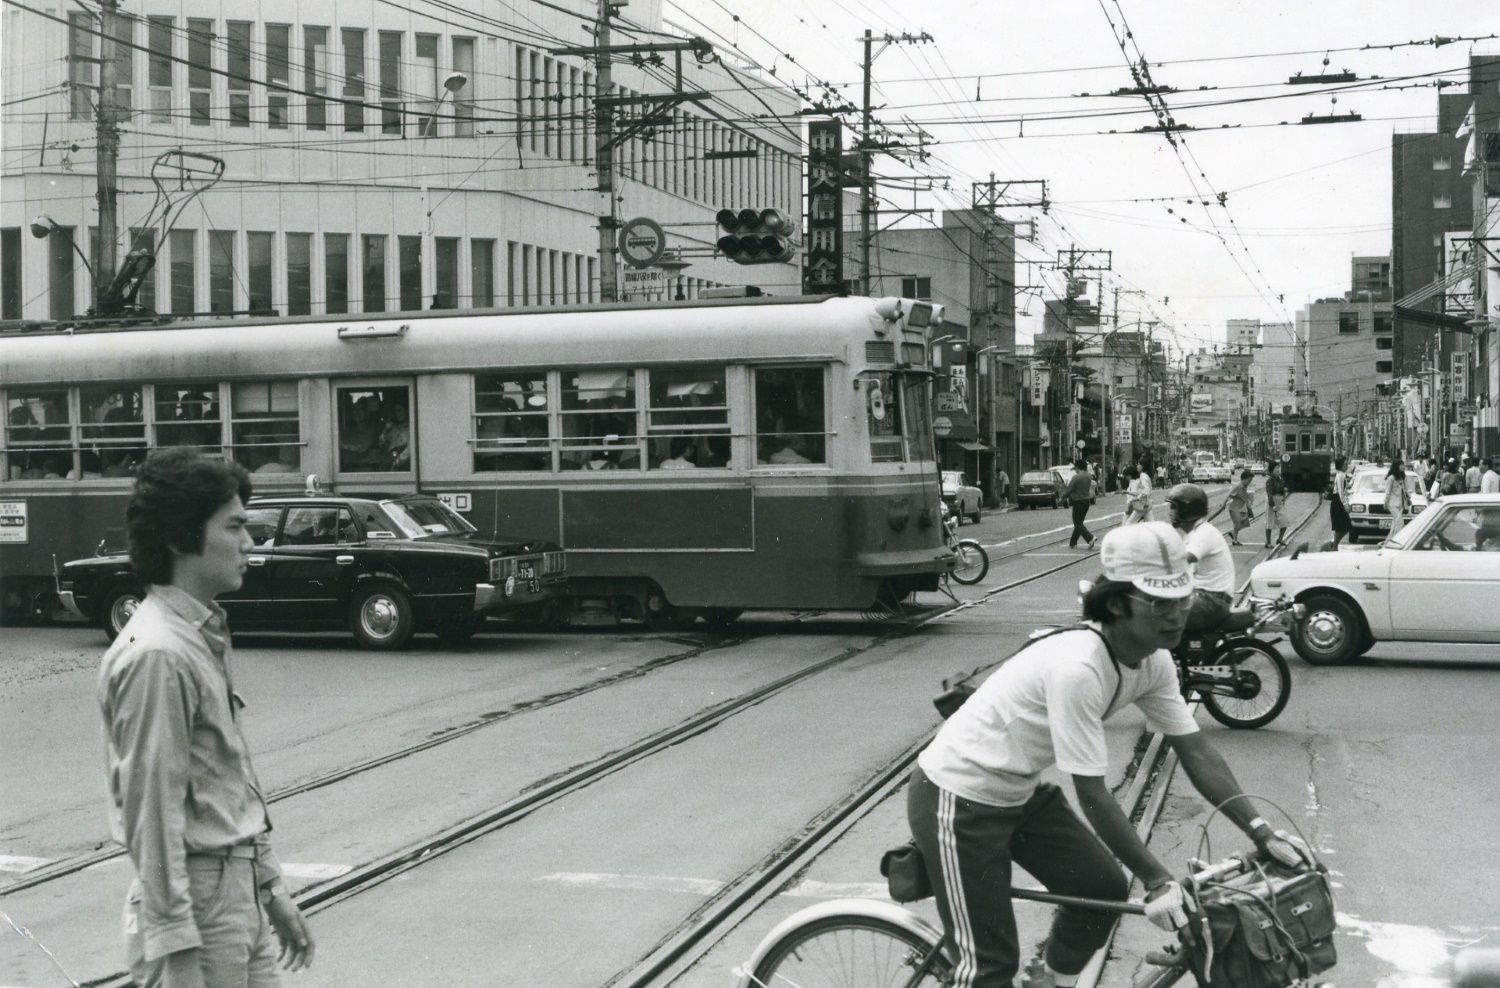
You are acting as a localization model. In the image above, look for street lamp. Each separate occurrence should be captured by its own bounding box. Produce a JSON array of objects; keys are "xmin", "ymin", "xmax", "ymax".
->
[
  {"xmin": 30, "ymin": 213, "xmax": 93, "ymax": 278},
  {"xmin": 419, "ymin": 72, "xmax": 469, "ymax": 138}
]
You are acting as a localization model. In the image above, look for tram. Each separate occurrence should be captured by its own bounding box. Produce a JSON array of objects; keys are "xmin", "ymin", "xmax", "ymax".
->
[
  {"xmin": 1276, "ymin": 412, "xmax": 1334, "ymax": 494},
  {"xmin": 0, "ymin": 295, "xmax": 953, "ymax": 623}
]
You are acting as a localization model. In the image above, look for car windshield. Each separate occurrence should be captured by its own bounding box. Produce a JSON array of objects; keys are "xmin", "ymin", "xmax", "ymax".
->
[
  {"xmin": 1021, "ymin": 471, "xmax": 1052, "ymax": 483},
  {"xmin": 941, "ymin": 471, "xmax": 962, "ymax": 490},
  {"xmin": 378, "ymin": 497, "xmax": 477, "ymax": 538},
  {"xmin": 1350, "ymin": 472, "xmax": 1422, "ymax": 495}
]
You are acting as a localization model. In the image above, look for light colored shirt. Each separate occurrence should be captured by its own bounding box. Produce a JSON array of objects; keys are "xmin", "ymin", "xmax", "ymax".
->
[
  {"xmin": 98, "ymin": 585, "xmax": 282, "ymax": 962},
  {"xmin": 1466, "ymin": 465, "xmax": 1482, "ymax": 492},
  {"xmin": 1482, "ymin": 469, "xmax": 1500, "ymax": 494},
  {"xmin": 918, "ymin": 626, "xmax": 1198, "ymax": 807},
  {"xmin": 1184, "ymin": 521, "xmax": 1236, "ymax": 593}
]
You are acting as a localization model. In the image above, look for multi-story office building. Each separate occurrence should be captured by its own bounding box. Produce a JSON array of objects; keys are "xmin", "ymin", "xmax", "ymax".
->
[{"xmin": 0, "ymin": 0, "xmax": 803, "ymax": 321}]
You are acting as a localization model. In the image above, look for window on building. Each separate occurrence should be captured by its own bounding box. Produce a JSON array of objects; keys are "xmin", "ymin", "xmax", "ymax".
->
[
  {"xmin": 247, "ymin": 232, "xmax": 273, "ymax": 313},
  {"xmin": 434, "ymin": 238, "xmax": 458, "ymax": 308},
  {"xmin": 415, "ymin": 34, "xmax": 439, "ymax": 136},
  {"xmin": 5, "ymin": 390, "xmax": 73, "ymax": 479},
  {"xmin": 1376, "ymin": 360, "xmax": 1393, "ymax": 374},
  {"xmin": 1, "ymin": 227, "xmax": 19, "ymax": 319},
  {"xmin": 901, "ymin": 277, "xmax": 932, "ymax": 301},
  {"xmin": 471, "ymin": 239, "xmax": 495, "ymax": 306},
  {"xmin": 559, "ymin": 369, "xmax": 638, "ymax": 469},
  {"xmin": 48, "ymin": 225, "xmax": 77, "ymax": 320},
  {"xmin": 187, "ymin": 19, "xmax": 213, "ymax": 125},
  {"xmin": 1338, "ymin": 312, "xmax": 1360, "ymax": 334},
  {"xmin": 79, "ymin": 386, "xmax": 146, "ymax": 477},
  {"xmin": 1374, "ymin": 312, "xmax": 1392, "ymax": 336},
  {"xmin": 227, "ymin": 21, "xmax": 252, "ymax": 126},
  {"xmin": 127, "ymin": 228, "xmax": 156, "ymax": 312},
  {"xmin": 209, "ymin": 231, "xmax": 234, "ymax": 314},
  {"xmin": 398, "ymin": 236, "xmax": 421, "ymax": 310},
  {"xmin": 362, "ymin": 234, "xmax": 386, "ymax": 311},
  {"xmin": 1376, "ymin": 337, "xmax": 1393, "ymax": 350},
  {"xmin": 304, "ymin": 27, "xmax": 328, "ymax": 131},
  {"xmin": 514, "ymin": 48, "xmax": 528, "ymax": 149},
  {"xmin": 68, "ymin": 13, "xmax": 95, "ymax": 120},
  {"xmin": 1433, "ymin": 193, "xmax": 1451, "ymax": 209},
  {"xmin": 1434, "ymin": 156, "xmax": 1451, "ymax": 171},
  {"xmin": 286, "ymin": 233, "xmax": 311, "ymax": 316},
  {"xmin": 232, "ymin": 381, "xmax": 300, "ymax": 473},
  {"xmin": 109, "ymin": 14, "xmax": 133, "ymax": 115},
  {"xmin": 325, "ymin": 234, "xmax": 349, "ymax": 314},
  {"xmin": 378, "ymin": 31, "xmax": 401, "ymax": 134},
  {"xmin": 266, "ymin": 25, "xmax": 291, "ymax": 129},
  {"xmin": 755, "ymin": 367, "xmax": 826, "ymax": 465},
  {"xmin": 474, "ymin": 372, "xmax": 551, "ymax": 471},
  {"xmin": 342, "ymin": 29, "xmax": 366, "ymax": 132},
  {"xmin": 154, "ymin": 382, "xmax": 222, "ymax": 453},
  {"xmin": 453, "ymin": 38, "xmax": 475, "ymax": 137},
  {"xmin": 147, "ymin": 16, "xmax": 173, "ymax": 123},
  {"xmin": 506, "ymin": 242, "xmax": 518, "ymax": 306},
  {"xmin": 646, "ymin": 365, "xmax": 729, "ymax": 468},
  {"xmin": 336, "ymin": 385, "xmax": 410, "ymax": 472},
  {"xmin": 170, "ymin": 229, "xmax": 195, "ymax": 314}
]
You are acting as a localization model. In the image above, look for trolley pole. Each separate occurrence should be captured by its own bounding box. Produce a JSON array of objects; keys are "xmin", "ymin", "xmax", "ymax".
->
[{"xmin": 593, "ymin": 0, "xmax": 619, "ymax": 302}]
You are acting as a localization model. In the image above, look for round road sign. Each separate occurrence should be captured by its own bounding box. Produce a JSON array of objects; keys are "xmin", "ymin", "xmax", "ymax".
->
[
  {"xmin": 1076, "ymin": 439, "xmax": 1086, "ymax": 450},
  {"xmin": 933, "ymin": 415, "xmax": 953, "ymax": 438},
  {"xmin": 619, "ymin": 217, "xmax": 666, "ymax": 268}
]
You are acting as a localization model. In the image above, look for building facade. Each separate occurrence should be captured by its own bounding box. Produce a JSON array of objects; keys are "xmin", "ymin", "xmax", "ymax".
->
[{"xmin": 0, "ymin": 0, "xmax": 803, "ymax": 322}]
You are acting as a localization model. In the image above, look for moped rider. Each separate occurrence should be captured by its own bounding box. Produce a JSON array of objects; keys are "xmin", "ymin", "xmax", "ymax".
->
[{"xmin": 1166, "ymin": 483, "xmax": 1236, "ymax": 634}]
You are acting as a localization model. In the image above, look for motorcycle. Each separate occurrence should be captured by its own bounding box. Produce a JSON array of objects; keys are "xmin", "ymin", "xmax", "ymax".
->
[
  {"xmin": 941, "ymin": 502, "xmax": 988, "ymax": 586},
  {"xmin": 1173, "ymin": 596, "xmax": 1304, "ymax": 729}
]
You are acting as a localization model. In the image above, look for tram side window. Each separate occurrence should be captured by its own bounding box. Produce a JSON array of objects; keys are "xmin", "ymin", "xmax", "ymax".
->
[
  {"xmin": 755, "ymin": 367, "xmax": 826, "ymax": 465},
  {"xmin": 902, "ymin": 375, "xmax": 935, "ymax": 462},
  {"xmin": 154, "ymin": 383, "xmax": 222, "ymax": 453},
  {"xmin": 865, "ymin": 373, "xmax": 903, "ymax": 463},
  {"xmin": 232, "ymin": 382, "xmax": 301, "ymax": 474},
  {"xmin": 559, "ymin": 369, "xmax": 639, "ymax": 471},
  {"xmin": 80, "ymin": 387, "xmax": 146, "ymax": 478},
  {"xmin": 646, "ymin": 365, "xmax": 728, "ymax": 469},
  {"xmin": 5, "ymin": 390, "xmax": 73, "ymax": 480},
  {"xmin": 474, "ymin": 372, "xmax": 550, "ymax": 471},
  {"xmin": 336, "ymin": 386, "xmax": 410, "ymax": 472}
]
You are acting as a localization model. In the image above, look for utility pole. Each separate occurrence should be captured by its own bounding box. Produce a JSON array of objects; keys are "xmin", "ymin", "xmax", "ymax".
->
[
  {"xmin": 858, "ymin": 30, "xmax": 931, "ymax": 294},
  {"xmin": 593, "ymin": 0, "xmax": 618, "ymax": 302},
  {"xmin": 95, "ymin": 0, "xmax": 123, "ymax": 311}
]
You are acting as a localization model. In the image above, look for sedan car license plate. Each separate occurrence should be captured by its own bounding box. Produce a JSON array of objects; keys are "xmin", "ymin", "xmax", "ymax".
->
[{"xmin": 1374, "ymin": 518, "xmax": 1390, "ymax": 529}]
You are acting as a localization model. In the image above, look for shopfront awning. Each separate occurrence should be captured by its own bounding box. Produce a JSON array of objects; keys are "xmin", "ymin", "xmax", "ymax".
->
[
  {"xmin": 1393, "ymin": 305, "xmax": 1477, "ymax": 333},
  {"xmin": 958, "ymin": 441, "xmax": 989, "ymax": 452}
]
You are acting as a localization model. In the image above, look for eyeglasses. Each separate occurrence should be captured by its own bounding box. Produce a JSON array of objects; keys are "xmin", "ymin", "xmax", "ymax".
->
[{"xmin": 1129, "ymin": 593, "xmax": 1193, "ymax": 618}]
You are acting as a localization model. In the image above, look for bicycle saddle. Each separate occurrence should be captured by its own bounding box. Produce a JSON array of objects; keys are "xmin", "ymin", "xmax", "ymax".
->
[{"xmin": 1222, "ymin": 608, "xmax": 1257, "ymax": 631}]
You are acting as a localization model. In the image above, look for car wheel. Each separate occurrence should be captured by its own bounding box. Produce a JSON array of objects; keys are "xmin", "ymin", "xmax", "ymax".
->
[
  {"xmin": 1291, "ymin": 594, "xmax": 1364, "ymax": 665},
  {"xmin": 970, "ymin": 503, "xmax": 982, "ymax": 524},
  {"xmin": 1348, "ymin": 531, "xmax": 1360, "ymax": 544},
  {"xmin": 101, "ymin": 585, "xmax": 144, "ymax": 641},
  {"xmin": 348, "ymin": 584, "xmax": 416, "ymax": 650}
]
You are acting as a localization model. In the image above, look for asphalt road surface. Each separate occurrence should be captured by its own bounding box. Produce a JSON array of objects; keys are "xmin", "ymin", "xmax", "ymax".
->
[{"xmin": 3, "ymin": 488, "xmax": 1493, "ymax": 987}]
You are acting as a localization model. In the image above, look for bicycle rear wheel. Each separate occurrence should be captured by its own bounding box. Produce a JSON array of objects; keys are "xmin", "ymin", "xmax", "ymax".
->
[
  {"xmin": 1200, "ymin": 640, "xmax": 1291, "ymax": 729},
  {"xmin": 950, "ymin": 540, "xmax": 989, "ymax": 585},
  {"xmin": 747, "ymin": 914, "xmax": 952, "ymax": 987}
]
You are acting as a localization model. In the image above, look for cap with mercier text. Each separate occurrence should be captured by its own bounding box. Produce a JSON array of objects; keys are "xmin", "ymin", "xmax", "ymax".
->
[{"xmin": 1099, "ymin": 521, "xmax": 1193, "ymax": 599}]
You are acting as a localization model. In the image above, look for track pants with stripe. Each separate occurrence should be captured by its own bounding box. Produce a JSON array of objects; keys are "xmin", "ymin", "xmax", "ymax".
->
[{"xmin": 907, "ymin": 766, "xmax": 1128, "ymax": 988}]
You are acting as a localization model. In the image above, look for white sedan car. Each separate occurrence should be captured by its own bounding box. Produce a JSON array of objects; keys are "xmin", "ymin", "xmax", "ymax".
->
[
  {"xmin": 1249, "ymin": 494, "xmax": 1500, "ymax": 664},
  {"xmin": 1344, "ymin": 468, "xmax": 1429, "ymax": 541}
]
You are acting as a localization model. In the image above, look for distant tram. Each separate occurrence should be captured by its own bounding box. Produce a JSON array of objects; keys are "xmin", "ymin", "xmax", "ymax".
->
[
  {"xmin": 0, "ymin": 295, "xmax": 955, "ymax": 625},
  {"xmin": 1276, "ymin": 412, "xmax": 1333, "ymax": 494}
]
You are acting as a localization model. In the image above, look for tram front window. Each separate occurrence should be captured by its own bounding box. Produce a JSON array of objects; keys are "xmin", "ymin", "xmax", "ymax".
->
[
  {"xmin": 154, "ymin": 382, "xmax": 222, "ymax": 453},
  {"xmin": 474, "ymin": 372, "xmax": 550, "ymax": 471},
  {"xmin": 902, "ymin": 375, "xmax": 935, "ymax": 461},
  {"xmin": 865, "ymin": 373, "xmax": 903, "ymax": 463},
  {"xmin": 755, "ymin": 367, "xmax": 826, "ymax": 465},
  {"xmin": 80, "ymin": 387, "xmax": 146, "ymax": 478},
  {"xmin": 5, "ymin": 390, "xmax": 72, "ymax": 480},
  {"xmin": 337, "ymin": 386, "xmax": 410, "ymax": 472},
  {"xmin": 647, "ymin": 365, "xmax": 728, "ymax": 469},
  {"xmin": 560, "ymin": 368, "xmax": 638, "ymax": 470},
  {"xmin": 232, "ymin": 382, "xmax": 301, "ymax": 474}
]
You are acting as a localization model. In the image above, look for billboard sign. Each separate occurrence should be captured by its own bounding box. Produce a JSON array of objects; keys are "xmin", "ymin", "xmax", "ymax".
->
[
  {"xmin": 804, "ymin": 120, "xmax": 845, "ymax": 294},
  {"xmin": 1190, "ymin": 393, "xmax": 1214, "ymax": 414}
]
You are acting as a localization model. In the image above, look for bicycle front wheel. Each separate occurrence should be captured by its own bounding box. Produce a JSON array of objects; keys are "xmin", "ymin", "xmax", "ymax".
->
[
  {"xmin": 748, "ymin": 914, "xmax": 952, "ymax": 988},
  {"xmin": 950, "ymin": 540, "xmax": 989, "ymax": 585},
  {"xmin": 1200, "ymin": 640, "xmax": 1291, "ymax": 729}
]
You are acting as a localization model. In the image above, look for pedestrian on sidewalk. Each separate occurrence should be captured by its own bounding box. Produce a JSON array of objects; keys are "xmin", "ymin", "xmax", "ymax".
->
[
  {"xmin": 100, "ymin": 449, "xmax": 314, "ymax": 986},
  {"xmin": 996, "ymin": 467, "xmax": 1012, "ymax": 505},
  {"xmin": 1328, "ymin": 456, "xmax": 1352, "ymax": 548},
  {"xmin": 1123, "ymin": 464, "xmax": 1154, "ymax": 523},
  {"xmin": 1465, "ymin": 456, "xmax": 1482, "ymax": 493},
  {"xmin": 1385, "ymin": 459, "xmax": 1412, "ymax": 537},
  {"xmin": 1481, "ymin": 458, "xmax": 1499, "ymax": 494},
  {"xmin": 1263, "ymin": 461, "xmax": 1288, "ymax": 547},
  {"xmin": 1066, "ymin": 458, "xmax": 1096, "ymax": 549}
]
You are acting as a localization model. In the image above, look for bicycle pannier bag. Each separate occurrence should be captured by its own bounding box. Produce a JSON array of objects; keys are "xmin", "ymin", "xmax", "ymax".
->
[
  {"xmin": 880, "ymin": 841, "xmax": 933, "ymax": 903},
  {"xmin": 1198, "ymin": 868, "xmax": 1337, "ymax": 988}
]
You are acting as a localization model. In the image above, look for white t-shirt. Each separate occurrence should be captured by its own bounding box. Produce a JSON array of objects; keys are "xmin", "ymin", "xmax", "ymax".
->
[
  {"xmin": 1184, "ymin": 521, "xmax": 1235, "ymax": 593},
  {"xmin": 918, "ymin": 627, "xmax": 1199, "ymax": 807}
]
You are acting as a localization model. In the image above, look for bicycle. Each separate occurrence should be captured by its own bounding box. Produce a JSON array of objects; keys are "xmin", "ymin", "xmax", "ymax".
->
[
  {"xmin": 942, "ymin": 503, "xmax": 988, "ymax": 586},
  {"xmin": 738, "ymin": 851, "xmax": 1319, "ymax": 988}
]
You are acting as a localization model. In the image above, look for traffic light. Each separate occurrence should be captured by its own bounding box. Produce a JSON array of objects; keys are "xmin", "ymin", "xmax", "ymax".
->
[{"xmin": 716, "ymin": 208, "xmax": 798, "ymax": 264}]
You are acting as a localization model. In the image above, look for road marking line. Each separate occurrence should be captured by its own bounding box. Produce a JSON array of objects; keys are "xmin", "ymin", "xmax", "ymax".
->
[
  {"xmin": 0, "ymin": 854, "xmax": 53, "ymax": 874},
  {"xmin": 280, "ymin": 862, "xmax": 353, "ymax": 880},
  {"xmin": 783, "ymin": 880, "xmax": 890, "ymax": 898},
  {"xmin": 536, "ymin": 872, "xmax": 723, "ymax": 896}
]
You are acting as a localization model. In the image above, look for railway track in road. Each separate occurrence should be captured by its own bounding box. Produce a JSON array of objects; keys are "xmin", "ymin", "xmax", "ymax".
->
[{"xmin": 603, "ymin": 496, "xmax": 1325, "ymax": 988}]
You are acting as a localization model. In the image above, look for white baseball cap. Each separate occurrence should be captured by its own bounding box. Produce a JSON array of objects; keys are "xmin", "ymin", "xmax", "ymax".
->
[{"xmin": 1099, "ymin": 522, "xmax": 1193, "ymax": 599}]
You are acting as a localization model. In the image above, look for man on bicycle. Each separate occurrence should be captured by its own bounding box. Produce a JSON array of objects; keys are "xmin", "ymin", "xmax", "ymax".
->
[
  {"xmin": 908, "ymin": 522, "xmax": 1308, "ymax": 988},
  {"xmin": 1166, "ymin": 483, "xmax": 1236, "ymax": 633}
]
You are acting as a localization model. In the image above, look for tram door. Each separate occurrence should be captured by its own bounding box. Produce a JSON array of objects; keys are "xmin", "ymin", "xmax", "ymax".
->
[{"xmin": 332, "ymin": 379, "xmax": 416, "ymax": 481}]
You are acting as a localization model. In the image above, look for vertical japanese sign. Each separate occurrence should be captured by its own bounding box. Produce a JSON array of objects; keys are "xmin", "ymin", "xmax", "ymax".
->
[
  {"xmin": 1452, "ymin": 351, "xmax": 1469, "ymax": 404},
  {"xmin": 803, "ymin": 119, "xmax": 844, "ymax": 294},
  {"xmin": 1029, "ymin": 366, "xmax": 1049, "ymax": 407}
]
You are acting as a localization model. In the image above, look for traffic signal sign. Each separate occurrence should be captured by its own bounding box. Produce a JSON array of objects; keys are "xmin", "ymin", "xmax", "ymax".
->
[{"xmin": 716, "ymin": 208, "xmax": 798, "ymax": 264}]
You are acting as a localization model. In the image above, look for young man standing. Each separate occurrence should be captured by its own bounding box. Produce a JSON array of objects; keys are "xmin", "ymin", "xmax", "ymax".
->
[
  {"xmin": 1465, "ymin": 456, "xmax": 1482, "ymax": 493},
  {"xmin": 1065, "ymin": 459, "xmax": 1096, "ymax": 549},
  {"xmin": 99, "ymin": 449, "xmax": 314, "ymax": 986},
  {"xmin": 1481, "ymin": 458, "xmax": 1499, "ymax": 494},
  {"xmin": 907, "ymin": 522, "xmax": 1309, "ymax": 988},
  {"xmin": 1263, "ymin": 462, "xmax": 1288, "ymax": 548}
]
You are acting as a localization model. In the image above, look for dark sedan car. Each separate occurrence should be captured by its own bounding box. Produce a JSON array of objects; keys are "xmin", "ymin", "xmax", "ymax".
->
[
  {"xmin": 1015, "ymin": 470, "xmax": 1064, "ymax": 509},
  {"xmin": 57, "ymin": 494, "xmax": 566, "ymax": 649}
]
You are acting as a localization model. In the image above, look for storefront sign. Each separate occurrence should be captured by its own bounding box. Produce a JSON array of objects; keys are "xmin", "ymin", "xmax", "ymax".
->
[
  {"xmin": 1030, "ymin": 367, "xmax": 1049, "ymax": 407},
  {"xmin": 0, "ymin": 500, "xmax": 27, "ymax": 543},
  {"xmin": 1190, "ymin": 393, "xmax": 1213, "ymax": 414},
  {"xmin": 803, "ymin": 120, "xmax": 845, "ymax": 294},
  {"xmin": 1116, "ymin": 415, "xmax": 1133, "ymax": 445}
]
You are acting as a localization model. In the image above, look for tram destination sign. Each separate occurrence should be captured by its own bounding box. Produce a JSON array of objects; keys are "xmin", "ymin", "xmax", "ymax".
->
[{"xmin": 619, "ymin": 217, "xmax": 667, "ymax": 268}]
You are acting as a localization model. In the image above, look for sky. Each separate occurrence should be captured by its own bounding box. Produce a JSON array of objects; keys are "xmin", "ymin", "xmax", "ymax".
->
[{"xmin": 668, "ymin": 0, "xmax": 1499, "ymax": 355}]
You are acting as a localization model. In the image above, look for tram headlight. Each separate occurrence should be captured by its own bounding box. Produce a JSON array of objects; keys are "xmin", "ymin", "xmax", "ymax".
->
[{"xmin": 886, "ymin": 497, "xmax": 911, "ymax": 532}]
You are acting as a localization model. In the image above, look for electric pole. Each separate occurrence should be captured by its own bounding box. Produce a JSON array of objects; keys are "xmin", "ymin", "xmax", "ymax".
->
[
  {"xmin": 95, "ymin": 0, "xmax": 123, "ymax": 311},
  {"xmin": 593, "ymin": 0, "xmax": 618, "ymax": 302},
  {"xmin": 858, "ymin": 30, "xmax": 931, "ymax": 294}
]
